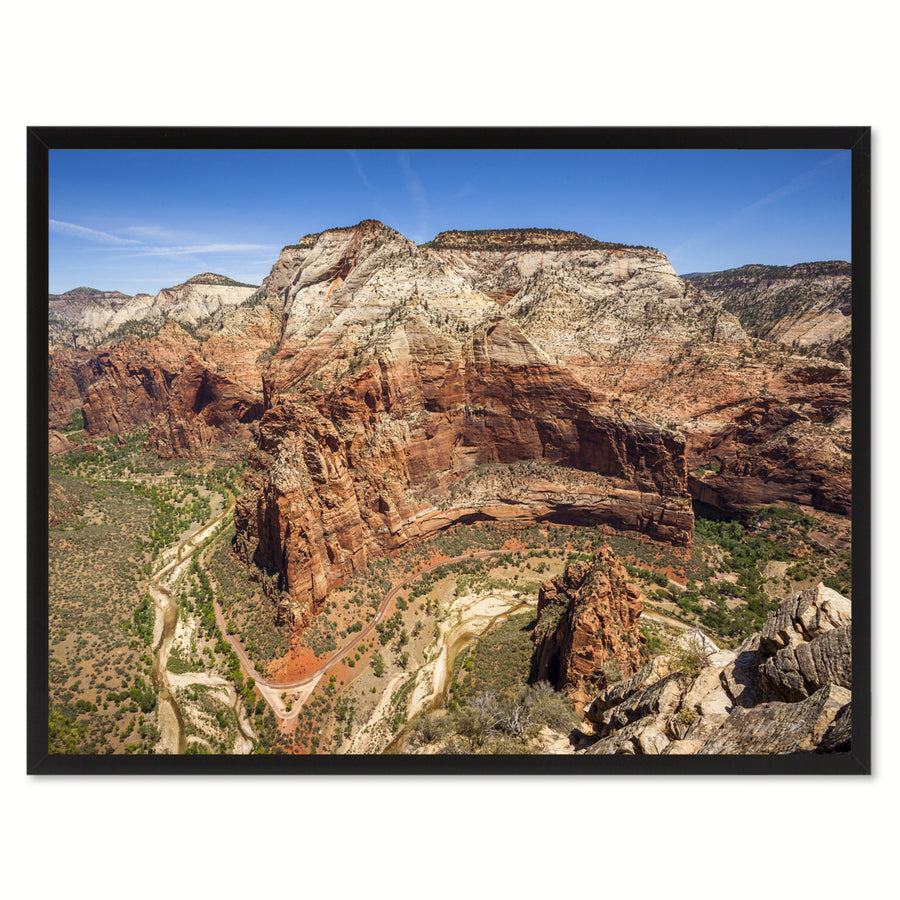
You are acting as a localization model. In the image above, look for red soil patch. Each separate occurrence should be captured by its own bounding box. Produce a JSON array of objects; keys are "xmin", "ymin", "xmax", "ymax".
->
[{"xmin": 270, "ymin": 645, "xmax": 327, "ymax": 682}]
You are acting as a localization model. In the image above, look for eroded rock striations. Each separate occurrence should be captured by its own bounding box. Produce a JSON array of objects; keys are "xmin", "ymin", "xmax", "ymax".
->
[
  {"xmin": 235, "ymin": 313, "xmax": 692, "ymax": 630},
  {"xmin": 531, "ymin": 547, "xmax": 645, "ymax": 708},
  {"xmin": 49, "ymin": 274, "xmax": 260, "ymax": 352},
  {"xmin": 47, "ymin": 220, "xmax": 854, "ymax": 646},
  {"xmin": 579, "ymin": 582, "xmax": 852, "ymax": 755},
  {"xmin": 685, "ymin": 262, "xmax": 852, "ymax": 364}
]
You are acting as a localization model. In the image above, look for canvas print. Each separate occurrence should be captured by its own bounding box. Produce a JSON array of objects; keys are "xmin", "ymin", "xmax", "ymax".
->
[{"xmin": 37, "ymin": 133, "xmax": 864, "ymax": 768}]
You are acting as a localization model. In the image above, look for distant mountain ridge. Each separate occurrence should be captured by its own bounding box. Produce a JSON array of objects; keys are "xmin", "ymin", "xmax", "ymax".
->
[
  {"xmin": 685, "ymin": 261, "xmax": 851, "ymax": 363},
  {"xmin": 48, "ymin": 273, "xmax": 260, "ymax": 350}
]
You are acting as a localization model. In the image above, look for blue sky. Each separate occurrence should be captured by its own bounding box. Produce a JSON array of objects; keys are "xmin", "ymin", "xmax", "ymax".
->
[{"xmin": 48, "ymin": 148, "xmax": 852, "ymax": 294}]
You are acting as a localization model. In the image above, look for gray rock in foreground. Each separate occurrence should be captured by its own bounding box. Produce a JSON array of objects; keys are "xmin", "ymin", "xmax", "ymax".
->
[{"xmin": 579, "ymin": 583, "xmax": 853, "ymax": 756}]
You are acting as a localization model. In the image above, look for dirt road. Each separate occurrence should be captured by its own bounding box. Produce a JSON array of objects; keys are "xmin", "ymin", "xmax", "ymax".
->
[{"xmin": 209, "ymin": 548, "xmax": 529, "ymax": 719}]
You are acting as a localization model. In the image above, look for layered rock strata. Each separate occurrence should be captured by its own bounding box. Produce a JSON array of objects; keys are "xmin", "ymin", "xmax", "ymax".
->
[
  {"xmin": 685, "ymin": 262, "xmax": 852, "ymax": 363},
  {"xmin": 48, "ymin": 274, "xmax": 259, "ymax": 351},
  {"xmin": 421, "ymin": 230, "xmax": 850, "ymax": 516},
  {"xmin": 430, "ymin": 229, "xmax": 745, "ymax": 370},
  {"xmin": 531, "ymin": 548, "xmax": 645, "ymax": 708},
  {"xmin": 580, "ymin": 583, "xmax": 852, "ymax": 755},
  {"xmin": 49, "ymin": 222, "xmax": 851, "ymax": 519},
  {"xmin": 66, "ymin": 304, "xmax": 279, "ymax": 456},
  {"xmin": 235, "ymin": 314, "xmax": 692, "ymax": 630},
  {"xmin": 684, "ymin": 358, "xmax": 851, "ymax": 514}
]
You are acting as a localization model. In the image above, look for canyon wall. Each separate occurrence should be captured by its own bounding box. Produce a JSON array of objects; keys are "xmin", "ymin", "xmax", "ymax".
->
[{"xmin": 235, "ymin": 314, "xmax": 693, "ymax": 629}]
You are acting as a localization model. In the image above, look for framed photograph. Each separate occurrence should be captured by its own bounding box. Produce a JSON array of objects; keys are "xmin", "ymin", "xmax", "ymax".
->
[{"xmin": 28, "ymin": 127, "xmax": 870, "ymax": 774}]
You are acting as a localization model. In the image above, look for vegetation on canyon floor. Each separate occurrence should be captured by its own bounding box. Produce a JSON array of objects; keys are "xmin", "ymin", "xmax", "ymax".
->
[
  {"xmin": 48, "ymin": 418, "xmax": 851, "ymax": 756},
  {"xmin": 48, "ymin": 427, "xmax": 246, "ymax": 754}
]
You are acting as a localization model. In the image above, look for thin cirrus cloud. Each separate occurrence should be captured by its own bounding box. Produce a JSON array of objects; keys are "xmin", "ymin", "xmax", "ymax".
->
[
  {"xmin": 51, "ymin": 219, "xmax": 275, "ymax": 257},
  {"xmin": 397, "ymin": 151, "xmax": 430, "ymax": 240},
  {"xmin": 668, "ymin": 151, "xmax": 849, "ymax": 261},
  {"xmin": 121, "ymin": 242, "xmax": 277, "ymax": 257},
  {"xmin": 49, "ymin": 219, "xmax": 142, "ymax": 245}
]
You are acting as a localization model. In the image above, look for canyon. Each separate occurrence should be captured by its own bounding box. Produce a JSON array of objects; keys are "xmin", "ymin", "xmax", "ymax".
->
[{"xmin": 47, "ymin": 219, "xmax": 854, "ymax": 757}]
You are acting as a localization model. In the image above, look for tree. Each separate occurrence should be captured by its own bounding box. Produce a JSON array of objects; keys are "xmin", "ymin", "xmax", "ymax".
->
[{"xmin": 455, "ymin": 694, "xmax": 502, "ymax": 750}]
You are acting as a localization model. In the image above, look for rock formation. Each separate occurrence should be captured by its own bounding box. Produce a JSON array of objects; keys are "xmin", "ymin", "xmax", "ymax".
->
[
  {"xmin": 235, "ymin": 314, "xmax": 693, "ymax": 630},
  {"xmin": 48, "ymin": 274, "xmax": 259, "ymax": 352},
  {"xmin": 80, "ymin": 323, "xmax": 200, "ymax": 435},
  {"xmin": 52, "ymin": 291, "xmax": 280, "ymax": 456},
  {"xmin": 580, "ymin": 583, "xmax": 852, "ymax": 754},
  {"xmin": 531, "ymin": 548, "xmax": 645, "ymax": 708},
  {"xmin": 684, "ymin": 358, "xmax": 851, "ymax": 514},
  {"xmin": 48, "ymin": 350, "xmax": 102, "ymax": 429},
  {"xmin": 48, "ymin": 429, "xmax": 78, "ymax": 457},
  {"xmin": 430, "ymin": 228, "xmax": 746, "ymax": 376},
  {"xmin": 685, "ymin": 262, "xmax": 852, "ymax": 364},
  {"xmin": 147, "ymin": 351, "xmax": 266, "ymax": 458},
  {"xmin": 47, "ymin": 220, "xmax": 854, "ymax": 648}
]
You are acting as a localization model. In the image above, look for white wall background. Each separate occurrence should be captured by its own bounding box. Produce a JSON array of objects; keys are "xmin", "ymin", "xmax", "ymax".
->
[{"xmin": 3, "ymin": 3, "xmax": 893, "ymax": 897}]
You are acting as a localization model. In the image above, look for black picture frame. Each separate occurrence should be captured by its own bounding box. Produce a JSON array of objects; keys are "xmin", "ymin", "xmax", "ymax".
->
[{"xmin": 27, "ymin": 126, "xmax": 871, "ymax": 775}]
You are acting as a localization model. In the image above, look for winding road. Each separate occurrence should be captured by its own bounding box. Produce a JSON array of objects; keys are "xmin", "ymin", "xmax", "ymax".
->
[
  {"xmin": 207, "ymin": 547, "xmax": 528, "ymax": 720},
  {"xmin": 193, "ymin": 509, "xmax": 691, "ymax": 727}
]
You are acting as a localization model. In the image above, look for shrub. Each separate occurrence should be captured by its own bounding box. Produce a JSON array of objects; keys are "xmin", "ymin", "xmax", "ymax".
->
[{"xmin": 667, "ymin": 630, "xmax": 714, "ymax": 679}]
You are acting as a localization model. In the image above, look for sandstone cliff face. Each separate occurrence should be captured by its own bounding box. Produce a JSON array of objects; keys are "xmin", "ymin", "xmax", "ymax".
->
[
  {"xmin": 235, "ymin": 312, "xmax": 692, "ymax": 630},
  {"xmin": 271, "ymin": 221, "xmax": 495, "ymax": 347},
  {"xmin": 684, "ymin": 357, "xmax": 851, "ymax": 514},
  {"xmin": 49, "ymin": 221, "xmax": 853, "ymax": 604},
  {"xmin": 59, "ymin": 287, "xmax": 280, "ymax": 456},
  {"xmin": 531, "ymin": 548, "xmax": 645, "ymax": 708},
  {"xmin": 49, "ymin": 430, "xmax": 78, "ymax": 457},
  {"xmin": 48, "ymin": 350, "xmax": 102, "ymax": 429},
  {"xmin": 50, "ymin": 224, "xmax": 850, "ymax": 520},
  {"xmin": 686, "ymin": 262, "xmax": 852, "ymax": 364},
  {"xmin": 80, "ymin": 323, "xmax": 200, "ymax": 435},
  {"xmin": 48, "ymin": 273, "xmax": 259, "ymax": 352},
  {"xmin": 219, "ymin": 220, "xmax": 856, "ymax": 633},
  {"xmin": 49, "ymin": 287, "xmax": 143, "ymax": 351},
  {"xmin": 147, "ymin": 352, "xmax": 266, "ymax": 458},
  {"xmin": 420, "ymin": 230, "xmax": 852, "ymax": 516},
  {"xmin": 430, "ymin": 232, "xmax": 745, "ymax": 368},
  {"xmin": 580, "ymin": 582, "xmax": 852, "ymax": 755}
]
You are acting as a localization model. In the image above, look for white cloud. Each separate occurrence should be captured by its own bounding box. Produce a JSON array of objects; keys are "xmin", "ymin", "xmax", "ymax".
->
[
  {"xmin": 49, "ymin": 219, "xmax": 142, "ymax": 244},
  {"xmin": 119, "ymin": 243, "xmax": 278, "ymax": 258}
]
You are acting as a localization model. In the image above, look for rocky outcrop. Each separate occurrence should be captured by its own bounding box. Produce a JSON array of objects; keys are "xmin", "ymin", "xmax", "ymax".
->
[
  {"xmin": 56, "ymin": 292, "xmax": 279, "ymax": 455},
  {"xmin": 756, "ymin": 583, "xmax": 852, "ymax": 701},
  {"xmin": 617, "ymin": 341, "xmax": 853, "ymax": 516},
  {"xmin": 685, "ymin": 262, "xmax": 852, "ymax": 364},
  {"xmin": 531, "ymin": 548, "xmax": 645, "ymax": 708},
  {"xmin": 49, "ymin": 430, "xmax": 78, "ymax": 456},
  {"xmin": 271, "ymin": 220, "xmax": 494, "ymax": 350},
  {"xmin": 80, "ymin": 323, "xmax": 199, "ymax": 435},
  {"xmin": 49, "ymin": 274, "xmax": 269, "ymax": 446},
  {"xmin": 685, "ymin": 356, "xmax": 852, "ymax": 514},
  {"xmin": 49, "ymin": 287, "xmax": 141, "ymax": 351},
  {"xmin": 235, "ymin": 313, "xmax": 693, "ymax": 630},
  {"xmin": 150, "ymin": 274, "xmax": 260, "ymax": 330},
  {"xmin": 580, "ymin": 583, "xmax": 852, "ymax": 755},
  {"xmin": 429, "ymin": 230, "xmax": 746, "ymax": 368},
  {"xmin": 48, "ymin": 350, "xmax": 101, "ymax": 429},
  {"xmin": 147, "ymin": 352, "xmax": 265, "ymax": 458},
  {"xmin": 48, "ymin": 274, "xmax": 259, "ymax": 351}
]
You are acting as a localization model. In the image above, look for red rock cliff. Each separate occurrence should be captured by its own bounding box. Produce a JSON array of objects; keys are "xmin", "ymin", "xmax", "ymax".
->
[
  {"xmin": 234, "ymin": 316, "xmax": 692, "ymax": 631},
  {"xmin": 532, "ymin": 547, "xmax": 646, "ymax": 708}
]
